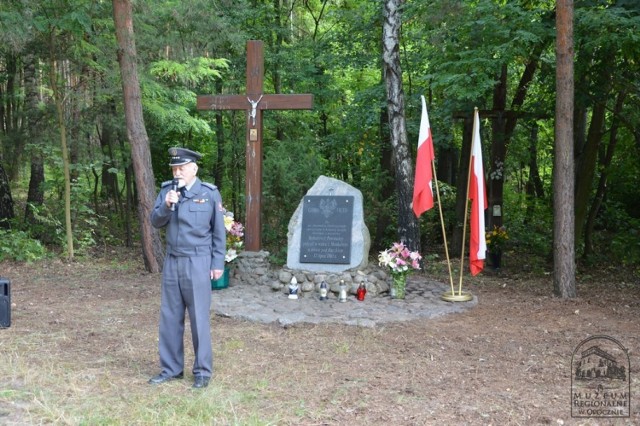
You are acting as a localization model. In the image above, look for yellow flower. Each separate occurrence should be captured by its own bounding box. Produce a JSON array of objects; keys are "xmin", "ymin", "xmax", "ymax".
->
[
  {"xmin": 224, "ymin": 215, "xmax": 234, "ymax": 232},
  {"xmin": 486, "ymin": 226, "xmax": 508, "ymax": 251}
]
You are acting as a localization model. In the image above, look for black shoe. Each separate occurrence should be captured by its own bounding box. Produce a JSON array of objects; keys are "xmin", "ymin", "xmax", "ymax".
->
[
  {"xmin": 148, "ymin": 372, "xmax": 183, "ymax": 385},
  {"xmin": 192, "ymin": 376, "xmax": 210, "ymax": 389}
]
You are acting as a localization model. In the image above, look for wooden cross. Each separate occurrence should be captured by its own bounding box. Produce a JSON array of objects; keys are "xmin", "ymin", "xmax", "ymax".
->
[{"xmin": 197, "ymin": 40, "xmax": 313, "ymax": 251}]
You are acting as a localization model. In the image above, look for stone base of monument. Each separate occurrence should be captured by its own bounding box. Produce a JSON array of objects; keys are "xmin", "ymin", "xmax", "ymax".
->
[
  {"xmin": 225, "ymin": 251, "xmax": 393, "ymax": 298},
  {"xmin": 271, "ymin": 267, "xmax": 390, "ymax": 297},
  {"xmin": 229, "ymin": 250, "xmax": 275, "ymax": 286}
]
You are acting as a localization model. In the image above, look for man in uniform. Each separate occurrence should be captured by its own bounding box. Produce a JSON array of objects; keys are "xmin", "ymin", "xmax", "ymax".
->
[{"xmin": 149, "ymin": 147, "xmax": 226, "ymax": 389}]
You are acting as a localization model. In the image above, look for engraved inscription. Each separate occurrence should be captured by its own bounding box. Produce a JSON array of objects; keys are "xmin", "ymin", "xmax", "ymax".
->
[{"xmin": 300, "ymin": 196, "xmax": 353, "ymax": 264}]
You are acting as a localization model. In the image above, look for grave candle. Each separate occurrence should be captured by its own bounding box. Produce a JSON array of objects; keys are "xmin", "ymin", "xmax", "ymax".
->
[
  {"xmin": 319, "ymin": 281, "xmax": 328, "ymax": 301},
  {"xmin": 288, "ymin": 277, "xmax": 299, "ymax": 300},
  {"xmin": 338, "ymin": 280, "xmax": 347, "ymax": 302},
  {"xmin": 356, "ymin": 283, "xmax": 367, "ymax": 301}
]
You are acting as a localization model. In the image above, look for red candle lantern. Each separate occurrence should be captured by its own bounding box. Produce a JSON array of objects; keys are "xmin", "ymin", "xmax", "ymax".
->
[{"xmin": 356, "ymin": 283, "xmax": 367, "ymax": 301}]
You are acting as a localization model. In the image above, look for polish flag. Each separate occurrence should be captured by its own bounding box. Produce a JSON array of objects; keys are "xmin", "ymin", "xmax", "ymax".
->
[
  {"xmin": 412, "ymin": 95, "xmax": 435, "ymax": 217},
  {"xmin": 469, "ymin": 109, "xmax": 487, "ymax": 275}
]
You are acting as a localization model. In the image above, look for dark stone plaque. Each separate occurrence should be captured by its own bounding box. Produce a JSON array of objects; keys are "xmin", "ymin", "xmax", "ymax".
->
[{"xmin": 299, "ymin": 196, "xmax": 354, "ymax": 264}]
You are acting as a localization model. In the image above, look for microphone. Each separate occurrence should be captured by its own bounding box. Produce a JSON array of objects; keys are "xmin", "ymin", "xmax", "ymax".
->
[{"xmin": 170, "ymin": 178, "xmax": 179, "ymax": 211}]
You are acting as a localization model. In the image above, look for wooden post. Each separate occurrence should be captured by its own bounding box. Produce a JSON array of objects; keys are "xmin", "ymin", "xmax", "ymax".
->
[{"xmin": 197, "ymin": 40, "xmax": 313, "ymax": 251}]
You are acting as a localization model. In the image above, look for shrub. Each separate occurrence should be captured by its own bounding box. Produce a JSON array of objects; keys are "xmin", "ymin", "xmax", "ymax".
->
[{"xmin": 0, "ymin": 229, "xmax": 48, "ymax": 262}]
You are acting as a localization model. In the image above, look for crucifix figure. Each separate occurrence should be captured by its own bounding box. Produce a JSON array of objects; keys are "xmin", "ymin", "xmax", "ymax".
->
[
  {"xmin": 247, "ymin": 94, "xmax": 263, "ymax": 126},
  {"xmin": 197, "ymin": 40, "xmax": 313, "ymax": 251}
]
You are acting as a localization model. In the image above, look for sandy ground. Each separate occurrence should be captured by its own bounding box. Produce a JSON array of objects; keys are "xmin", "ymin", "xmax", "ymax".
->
[{"xmin": 0, "ymin": 255, "xmax": 638, "ymax": 424}]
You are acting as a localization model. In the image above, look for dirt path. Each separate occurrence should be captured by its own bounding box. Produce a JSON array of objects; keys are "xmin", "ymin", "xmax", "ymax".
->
[{"xmin": 0, "ymin": 255, "xmax": 638, "ymax": 424}]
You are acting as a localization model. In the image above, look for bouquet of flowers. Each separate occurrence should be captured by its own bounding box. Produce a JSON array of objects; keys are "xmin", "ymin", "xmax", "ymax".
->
[
  {"xmin": 223, "ymin": 211, "xmax": 244, "ymax": 263},
  {"xmin": 378, "ymin": 242, "xmax": 422, "ymax": 299},
  {"xmin": 486, "ymin": 225, "xmax": 508, "ymax": 253},
  {"xmin": 378, "ymin": 242, "xmax": 422, "ymax": 275}
]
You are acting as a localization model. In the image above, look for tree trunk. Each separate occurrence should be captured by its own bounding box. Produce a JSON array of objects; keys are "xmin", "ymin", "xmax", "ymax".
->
[
  {"xmin": 553, "ymin": 0, "xmax": 576, "ymax": 298},
  {"xmin": 574, "ymin": 97, "xmax": 609, "ymax": 248},
  {"xmin": 49, "ymin": 43, "xmax": 74, "ymax": 261},
  {"xmin": 23, "ymin": 54, "xmax": 45, "ymax": 226},
  {"xmin": 68, "ymin": 60, "xmax": 86, "ymax": 184},
  {"xmin": 271, "ymin": 0, "xmax": 285, "ymax": 142},
  {"xmin": 374, "ymin": 106, "xmax": 395, "ymax": 251},
  {"xmin": 526, "ymin": 123, "xmax": 545, "ymax": 199},
  {"xmin": 99, "ymin": 120, "xmax": 120, "ymax": 207},
  {"xmin": 452, "ymin": 114, "xmax": 473, "ymax": 255},
  {"xmin": 25, "ymin": 158, "xmax": 45, "ymax": 224},
  {"xmin": 119, "ymin": 134, "xmax": 134, "ymax": 248},
  {"xmin": 488, "ymin": 50, "xmax": 542, "ymax": 233},
  {"xmin": 436, "ymin": 146, "xmax": 458, "ymax": 186},
  {"xmin": 488, "ymin": 64, "xmax": 508, "ymax": 232},
  {"xmin": 214, "ymin": 81, "xmax": 225, "ymax": 189},
  {"xmin": 0, "ymin": 162, "xmax": 14, "ymax": 229},
  {"xmin": 382, "ymin": 0, "xmax": 420, "ymax": 252},
  {"xmin": 524, "ymin": 123, "xmax": 544, "ymax": 225},
  {"xmin": 113, "ymin": 0, "xmax": 163, "ymax": 272},
  {"xmin": 5, "ymin": 53, "xmax": 24, "ymax": 182},
  {"xmin": 504, "ymin": 48, "xmax": 544, "ymax": 144},
  {"xmin": 584, "ymin": 90, "xmax": 626, "ymax": 256}
]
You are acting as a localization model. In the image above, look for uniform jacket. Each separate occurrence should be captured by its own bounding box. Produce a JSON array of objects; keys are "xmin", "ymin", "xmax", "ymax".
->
[{"xmin": 151, "ymin": 178, "xmax": 226, "ymax": 271}]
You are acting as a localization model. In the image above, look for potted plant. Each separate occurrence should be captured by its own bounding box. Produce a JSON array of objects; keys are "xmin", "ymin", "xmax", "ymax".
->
[
  {"xmin": 378, "ymin": 242, "xmax": 422, "ymax": 299},
  {"xmin": 212, "ymin": 210, "xmax": 244, "ymax": 290},
  {"xmin": 485, "ymin": 225, "xmax": 508, "ymax": 269}
]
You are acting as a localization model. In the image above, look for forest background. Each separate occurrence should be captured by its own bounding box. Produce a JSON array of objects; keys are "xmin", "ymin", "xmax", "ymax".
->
[{"xmin": 0, "ymin": 0, "xmax": 638, "ymax": 291}]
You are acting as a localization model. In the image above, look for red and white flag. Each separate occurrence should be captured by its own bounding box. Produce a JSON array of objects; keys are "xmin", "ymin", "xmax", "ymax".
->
[
  {"xmin": 412, "ymin": 95, "xmax": 436, "ymax": 217},
  {"xmin": 469, "ymin": 109, "xmax": 487, "ymax": 275}
]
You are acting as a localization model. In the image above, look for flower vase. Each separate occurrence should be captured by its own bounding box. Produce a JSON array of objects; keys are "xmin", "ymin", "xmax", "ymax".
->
[
  {"xmin": 211, "ymin": 266, "xmax": 230, "ymax": 290},
  {"xmin": 391, "ymin": 273, "xmax": 406, "ymax": 299}
]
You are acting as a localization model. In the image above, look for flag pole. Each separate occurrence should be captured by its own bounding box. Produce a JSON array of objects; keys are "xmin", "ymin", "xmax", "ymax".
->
[
  {"xmin": 456, "ymin": 137, "xmax": 472, "ymax": 294},
  {"xmin": 457, "ymin": 151, "xmax": 472, "ymax": 295},
  {"xmin": 431, "ymin": 160, "xmax": 455, "ymax": 295},
  {"xmin": 441, "ymin": 107, "xmax": 476, "ymax": 302}
]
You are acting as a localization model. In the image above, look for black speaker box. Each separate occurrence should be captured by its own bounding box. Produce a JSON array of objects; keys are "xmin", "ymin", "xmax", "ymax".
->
[{"xmin": 0, "ymin": 278, "xmax": 10, "ymax": 328}]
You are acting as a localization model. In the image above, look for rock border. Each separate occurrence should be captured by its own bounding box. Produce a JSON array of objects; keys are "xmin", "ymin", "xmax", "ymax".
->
[{"xmin": 229, "ymin": 250, "xmax": 391, "ymax": 297}]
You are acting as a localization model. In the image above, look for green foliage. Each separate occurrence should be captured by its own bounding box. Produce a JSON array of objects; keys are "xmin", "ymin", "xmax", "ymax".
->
[
  {"xmin": 595, "ymin": 202, "xmax": 640, "ymax": 266},
  {"xmin": 22, "ymin": 203, "xmax": 64, "ymax": 246},
  {"xmin": 1, "ymin": 0, "xmax": 639, "ymax": 275},
  {"xmin": 500, "ymin": 184, "xmax": 554, "ymax": 258},
  {"xmin": 407, "ymin": 0, "xmax": 553, "ymax": 107},
  {"xmin": 610, "ymin": 228, "xmax": 640, "ymax": 267},
  {"xmin": 418, "ymin": 181, "xmax": 457, "ymax": 254},
  {"xmin": 149, "ymin": 57, "xmax": 229, "ymax": 87},
  {"xmin": 0, "ymin": 229, "xmax": 48, "ymax": 262},
  {"xmin": 262, "ymin": 137, "xmax": 326, "ymax": 263},
  {"xmin": 422, "ymin": 252, "xmax": 443, "ymax": 275},
  {"xmin": 606, "ymin": 136, "xmax": 640, "ymax": 219},
  {"xmin": 0, "ymin": 7, "xmax": 32, "ymax": 51},
  {"xmin": 144, "ymin": 55, "xmax": 230, "ymax": 186},
  {"xmin": 141, "ymin": 77, "xmax": 211, "ymax": 136},
  {"xmin": 21, "ymin": 172, "xmax": 114, "ymax": 256},
  {"xmin": 366, "ymin": 190, "xmax": 397, "ymax": 253}
]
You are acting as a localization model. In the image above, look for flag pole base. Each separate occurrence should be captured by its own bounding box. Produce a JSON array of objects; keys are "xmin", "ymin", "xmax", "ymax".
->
[{"xmin": 441, "ymin": 291, "xmax": 473, "ymax": 302}]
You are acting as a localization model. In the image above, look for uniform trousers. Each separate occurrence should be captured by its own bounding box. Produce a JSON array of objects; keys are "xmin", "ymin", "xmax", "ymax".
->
[{"xmin": 158, "ymin": 254, "xmax": 212, "ymax": 378}]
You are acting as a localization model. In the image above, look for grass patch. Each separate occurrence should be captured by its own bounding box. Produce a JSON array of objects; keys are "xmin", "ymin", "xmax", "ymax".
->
[{"xmin": 2, "ymin": 255, "xmax": 639, "ymax": 424}]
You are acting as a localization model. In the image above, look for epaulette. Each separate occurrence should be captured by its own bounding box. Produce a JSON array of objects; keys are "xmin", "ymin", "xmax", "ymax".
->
[
  {"xmin": 202, "ymin": 182, "xmax": 218, "ymax": 191},
  {"xmin": 161, "ymin": 180, "xmax": 173, "ymax": 187}
]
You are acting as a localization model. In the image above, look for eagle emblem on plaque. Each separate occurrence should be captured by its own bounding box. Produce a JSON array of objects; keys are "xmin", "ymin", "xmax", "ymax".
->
[{"xmin": 319, "ymin": 198, "xmax": 337, "ymax": 219}]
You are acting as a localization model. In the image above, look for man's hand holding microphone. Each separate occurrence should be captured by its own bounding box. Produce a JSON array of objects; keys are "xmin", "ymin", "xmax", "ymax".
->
[{"xmin": 166, "ymin": 178, "xmax": 180, "ymax": 211}]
